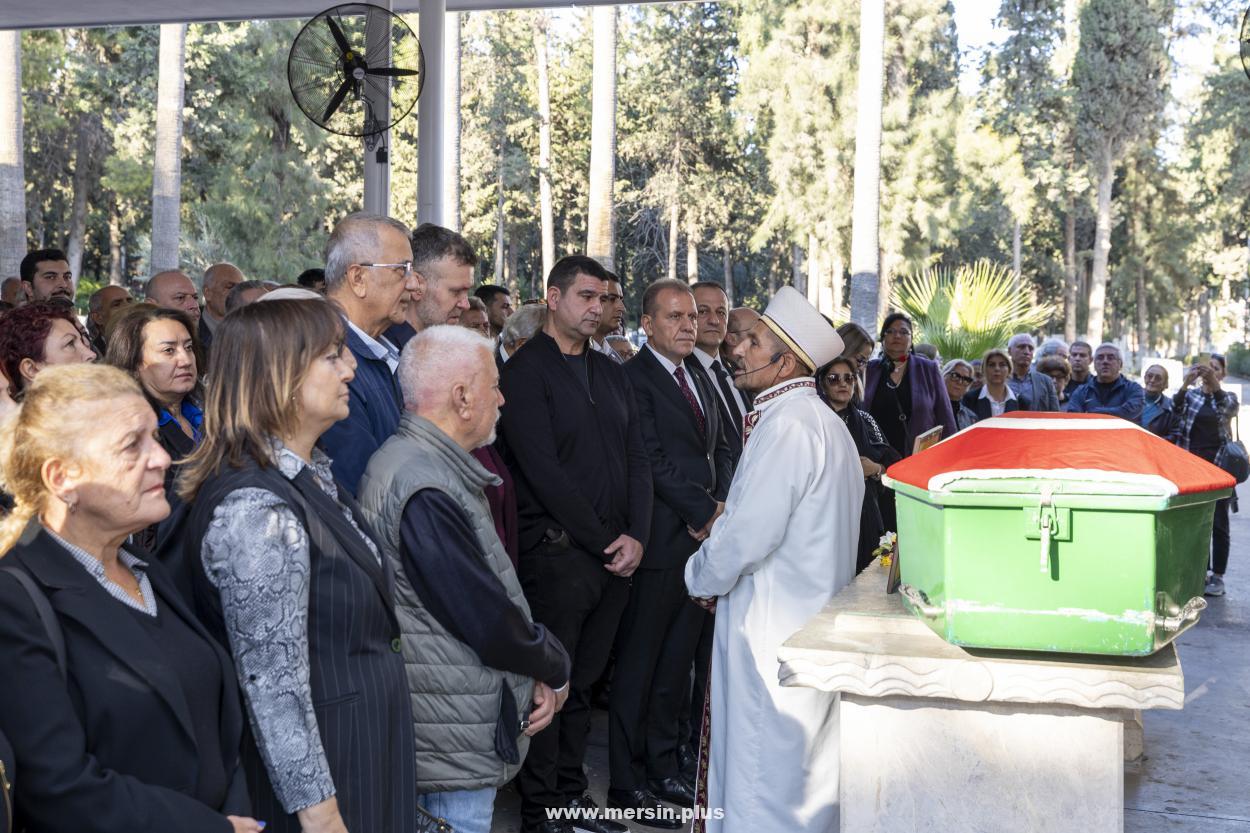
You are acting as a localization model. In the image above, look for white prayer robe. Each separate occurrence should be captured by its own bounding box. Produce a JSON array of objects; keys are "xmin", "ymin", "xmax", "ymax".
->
[{"xmin": 685, "ymin": 380, "xmax": 863, "ymax": 833}]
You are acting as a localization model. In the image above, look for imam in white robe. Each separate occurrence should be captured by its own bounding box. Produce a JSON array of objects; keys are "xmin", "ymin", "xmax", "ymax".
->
[{"xmin": 685, "ymin": 378, "xmax": 863, "ymax": 833}]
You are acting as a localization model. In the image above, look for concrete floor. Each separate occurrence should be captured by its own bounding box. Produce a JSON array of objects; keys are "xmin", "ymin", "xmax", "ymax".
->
[{"xmin": 491, "ymin": 482, "xmax": 1250, "ymax": 833}]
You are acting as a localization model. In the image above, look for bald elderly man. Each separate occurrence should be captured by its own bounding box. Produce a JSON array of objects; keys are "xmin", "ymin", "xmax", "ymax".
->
[
  {"xmin": 145, "ymin": 270, "xmax": 202, "ymax": 326},
  {"xmin": 87, "ymin": 285, "xmax": 135, "ymax": 355},
  {"xmin": 200, "ymin": 262, "xmax": 246, "ymax": 352}
]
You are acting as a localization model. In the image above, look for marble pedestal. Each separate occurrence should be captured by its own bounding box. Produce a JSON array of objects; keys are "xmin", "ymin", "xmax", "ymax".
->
[{"xmin": 778, "ymin": 566, "xmax": 1185, "ymax": 833}]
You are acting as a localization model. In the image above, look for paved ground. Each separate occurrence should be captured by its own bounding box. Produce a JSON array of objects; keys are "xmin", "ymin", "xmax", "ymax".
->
[{"xmin": 493, "ymin": 469, "xmax": 1250, "ymax": 833}]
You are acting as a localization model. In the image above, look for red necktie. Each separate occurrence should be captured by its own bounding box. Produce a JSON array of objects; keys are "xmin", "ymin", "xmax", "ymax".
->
[{"xmin": 674, "ymin": 366, "xmax": 706, "ymax": 436}]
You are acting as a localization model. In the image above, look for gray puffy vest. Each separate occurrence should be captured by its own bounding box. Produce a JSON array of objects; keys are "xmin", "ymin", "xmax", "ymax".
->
[{"xmin": 358, "ymin": 413, "xmax": 534, "ymax": 792}]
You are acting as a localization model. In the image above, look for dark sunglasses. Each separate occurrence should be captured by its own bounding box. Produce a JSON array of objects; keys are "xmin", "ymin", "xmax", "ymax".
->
[
  {"xmin": 946, "ymin": 372, "xmax": 974, "ymax": 384},
  {"xmin": 823, "ymin": 373, "xmax": 857, "ymax": 386}
]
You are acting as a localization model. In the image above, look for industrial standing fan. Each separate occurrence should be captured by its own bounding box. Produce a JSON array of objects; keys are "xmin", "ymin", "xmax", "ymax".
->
[{"xmin": 287, "ymin": 3, "xmax": 424, "ymax": 139}]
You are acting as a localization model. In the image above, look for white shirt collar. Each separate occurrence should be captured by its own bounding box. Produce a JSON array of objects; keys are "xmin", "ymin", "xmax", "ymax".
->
[
  {"xmin": 499, "ymin": 343, "xmax": 511, "ymax": 362},
  {"xmin": 691, "ymin": 346, "xmax": 719, "ymax": 371},
  {"xmin": 979, "ymin": 384, "xmax": 1018, "ymax": 402},
  {"xmin": 346, "ymin": 319, "xmax": 400, "ymax": 373},
  {"xmin": 646, "ymin": 343, "xmax": 686, "ymax": 375}
]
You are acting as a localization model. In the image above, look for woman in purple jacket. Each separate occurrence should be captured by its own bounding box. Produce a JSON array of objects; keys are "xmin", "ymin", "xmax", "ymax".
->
[
  {"xmin": 863, "ymin": 313, "xmax": 958, "ymax": 457},
  {"xmin": 863, "ymin": 313, "xmax": 956, "ymax": 531}
]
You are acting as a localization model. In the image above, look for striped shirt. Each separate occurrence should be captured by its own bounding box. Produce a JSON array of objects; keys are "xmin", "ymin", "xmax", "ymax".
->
[{"xmin": 47, "ymin": 527, "xmax": 157, "ymax": 616}]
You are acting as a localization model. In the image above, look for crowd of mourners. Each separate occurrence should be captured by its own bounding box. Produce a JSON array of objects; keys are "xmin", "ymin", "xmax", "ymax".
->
[{"xmin": 0, "ymin": 213, "xmax": 1240, "ymax": 833}]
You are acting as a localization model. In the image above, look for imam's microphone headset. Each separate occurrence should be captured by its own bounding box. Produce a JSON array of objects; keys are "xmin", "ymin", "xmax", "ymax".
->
[{"xmin": 735, "ymin": 351, "xmax": 785, "ymax": 377}]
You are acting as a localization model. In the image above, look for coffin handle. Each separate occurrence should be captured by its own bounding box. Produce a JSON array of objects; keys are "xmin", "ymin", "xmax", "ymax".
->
[
  {"xmin": 898, "ymin": 583, "xmax": 944, "ymax": 619},
  {"xmin": 1159, "ymin": 596, "xmax": 1207, "ymax": 632}
]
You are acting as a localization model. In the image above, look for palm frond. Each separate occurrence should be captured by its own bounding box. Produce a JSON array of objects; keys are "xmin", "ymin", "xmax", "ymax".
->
[{"xmin": 891, "ymin": 261, "xmax": 1055, "ymax": 362}]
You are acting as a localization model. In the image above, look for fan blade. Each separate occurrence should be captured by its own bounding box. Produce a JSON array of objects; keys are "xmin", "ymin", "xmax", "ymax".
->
[
  {"xmin": 323, "ymin": 78, "xmax": 353, "ymax": 123},
  {"xmin": 326, "ymin": 15, "xmax": 351, "ymax": 53},
  {"xmin": 364, "ymin": 67, "xmax": 419, "ymax": 77}
]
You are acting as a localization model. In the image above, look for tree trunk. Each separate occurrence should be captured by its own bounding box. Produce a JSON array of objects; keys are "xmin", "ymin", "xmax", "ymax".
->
[
  {"xmin": 109, "ymin": 199, "xmax": 124, "ymax": 286},
  {"xmin": 1063, "ymin": 204, "xmax": 1077, "ymax": 343},
  {"xmin": 832, "ymin": 246, "xmax": 845, "ymax": 314},
  {"xmin": 686, "ymin": 231, "xmax": 698, "ymax": 284},
  {"xmin": 443, "ymin": 12, "xmax": 462, "ymax": 232},
  {"xmin": 722, "ymin": 247, "xmax": 734, "ymax": 306},
  {"xmin": 667, "ymin": 198, "xmax": 679, "ymax": 281},
  {"xmin": 494, "ymin": 140, "xmax": 505, "ymax": 283},
  {"xmin": 1011, "ymin": 219, "xmax": 1022, "ymax": 292},
  {"xmin": 792, "ymin": 242, "xmax": 805, "ymax": 295},
  {"xmin": 507, "ymin": 238, "xmax": 519, "ymax": 296},
  {"xmin": 0, "ymin": 30, "xmax": 26, "ymax": 278},
  {"xmin": 151, "ymin": 23, "xmax": 187, "ymax": 274},
  {"xmin": 849, "ymin": 0, "xmax": 885, "ymax": 330},
  {"xmin": 1086, "ymin": 148, "xmax": 1113, "ymax": 342},
  {"xmin": 877, "ymin": 250, "xmax": 894, "ymax": 326},
  {"xmin": 534, "ymin": 14, "xmax": 555, "ymax": 281},
  {"xmin": 66, "ymin": 114, "xmax": 101, "ymax": 287},
  {"xmin": 1199, "ymin": 288, "xmax": 1211, "ymax": 351},
  {"xmin": 586, "ymin": 6, "xmax": 617, "ymax": 271}
]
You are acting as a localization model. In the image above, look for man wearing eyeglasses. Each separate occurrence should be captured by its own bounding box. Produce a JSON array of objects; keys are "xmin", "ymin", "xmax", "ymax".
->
[{"xmin": 319, "ymin": 212, "xmax": 421, "ymax": 494}]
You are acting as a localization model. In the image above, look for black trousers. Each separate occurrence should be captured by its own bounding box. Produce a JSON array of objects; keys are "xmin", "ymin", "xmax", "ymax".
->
[
  {"xmin": 1211, "ymin": 496, "xmax": 1232, "ymax": 575},
  {"xmin": 516, "ymin": 542, "xmax": 629, "ymax": 828},
  {"xmin": 608, "ymin": 565, "xmax": 705, "ymax": 790},
  {"xmin": 687, "ymin": 611, "xmax": 713, "ymax": 748}
]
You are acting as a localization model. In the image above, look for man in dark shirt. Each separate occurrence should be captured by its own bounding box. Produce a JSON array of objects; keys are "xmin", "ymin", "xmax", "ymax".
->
[
  {"xmin": 1066, "ymin": 339, "xmax": 1094, "ymax": 398},
  {"xmin": 499, "ymin": 255, "xmax": 652, "ymax": 833},
  {"xmin": 359, "ymin": 325, "xmax": 570, "ymax": 833},
  {"xmin": 1064, "ymin": 343, "xmax": 1144, "ymax": 421}
]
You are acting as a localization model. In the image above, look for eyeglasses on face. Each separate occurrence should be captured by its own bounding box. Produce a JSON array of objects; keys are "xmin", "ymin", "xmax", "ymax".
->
[
  {"xmin": 883, "ymin": 328, "xmax": 911, "ymax": 338},
  {"xmin": 946, "ymin": 372, "xmax": 974, "ymax": 384},
  {"xmin": 823, "ymin": 373, "xmax": 857, "ymax": 386},
  {"xmin": 359, "ymin": 260, "xmax": 415, "ymax": 276}
]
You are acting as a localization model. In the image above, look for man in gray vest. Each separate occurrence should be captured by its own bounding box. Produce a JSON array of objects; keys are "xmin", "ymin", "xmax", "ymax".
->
[{"xmin": 358, "ymin": 325, "xmax": 571, "ymax": 833}]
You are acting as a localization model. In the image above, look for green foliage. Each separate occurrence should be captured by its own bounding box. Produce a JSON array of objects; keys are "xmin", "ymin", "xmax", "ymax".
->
[
  {"xmin": 891, "ymin": 261, "xmax": 1056, "ymax": 361},
  {"xmin": 1226, "ymin": 344, "xmax": 1250, "ymax": 378}
]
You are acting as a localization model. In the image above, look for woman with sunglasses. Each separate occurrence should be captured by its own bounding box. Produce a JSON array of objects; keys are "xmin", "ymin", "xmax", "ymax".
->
[
  {"xmin": 818, "ymin": 356, "xmax": 901, "ymax": 573},
  {"xmin": 941, "ymin": 359, "xmax": 978, "ymax": 432}
]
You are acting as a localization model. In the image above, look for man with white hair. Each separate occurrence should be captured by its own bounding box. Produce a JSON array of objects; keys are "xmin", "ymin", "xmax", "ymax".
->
[
  {"xmin": 498, "ymin": 303, "xmax": 546, "ymax": 368},
  {"xmin": 1038, "ymin": 337, "xmax": 1070, "ymax": 362},
  {"xmin": 1064, "ymin": 342, "xmax": 1144, "ymax": 421},
  {"xmin": 318, "ymin": 212, "xmax": 421, "ymax": 493},
  {"xmin": 358, "ymin": 326, "xmax": 570, "ymax": 833},
  {"xmin": 1007, "ymin": 333, "xmax": 1060, "ymax": 411}
]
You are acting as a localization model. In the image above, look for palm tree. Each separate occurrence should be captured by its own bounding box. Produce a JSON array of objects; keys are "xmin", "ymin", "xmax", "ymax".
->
[
  {"xmin": 586, "ymin": 6, "xmax": 617, "ymax": 273},
  {"xmin": 892, "ymin": 261, "xmax": 1056, "ymax": 362},
  {"xmin": 0, "ymin": 30, "xmax": 25, "ymax": 278},
  {"xmin": 849, "ymin": 0, "xmax": 885, "ymax": 328},
  {"xmin": 151, "ymin": 23, "xmax": 187, "ymax": 273}
]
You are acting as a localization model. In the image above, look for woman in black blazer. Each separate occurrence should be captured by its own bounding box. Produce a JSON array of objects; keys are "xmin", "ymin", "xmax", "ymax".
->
[
  {"xmin": 0, "ymin": 364, "xmax": 261, "ymax": 833},
  {"xmin": 962, "ymin": 348, "xmax": 1023, "ymax": 422},
  {"xmin": 105, "ymin": 304, "xmax": 206, "ymax": 594}
]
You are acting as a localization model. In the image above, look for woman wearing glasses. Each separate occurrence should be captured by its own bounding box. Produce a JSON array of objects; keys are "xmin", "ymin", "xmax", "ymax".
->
[
  {"xmin": 818, "ymin": 356, "xmax": 900, "ymax": 573},
  {"xmin": 863, "ymin": 313, "xmax": 957, "ymax": 459},
  {"xmin": 941, "ymin": 359, "xmax": 978, "ymax": 432}
]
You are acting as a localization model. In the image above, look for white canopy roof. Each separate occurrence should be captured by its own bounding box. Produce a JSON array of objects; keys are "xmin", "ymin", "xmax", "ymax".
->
[{"xmin": 2, "ymin": 0, "xmax": 632, "ymax": 31}]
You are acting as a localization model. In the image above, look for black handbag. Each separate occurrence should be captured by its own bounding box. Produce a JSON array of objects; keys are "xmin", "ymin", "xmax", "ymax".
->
[{"xmin": 1215, "ymin": 439, "xmax": 1249, "ymax": 484}]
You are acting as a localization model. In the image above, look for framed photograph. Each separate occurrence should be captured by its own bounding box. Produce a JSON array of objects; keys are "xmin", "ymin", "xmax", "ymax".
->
[{"xmin": 912, "ymin": 425, "xmax": 943, "ymax": 456}]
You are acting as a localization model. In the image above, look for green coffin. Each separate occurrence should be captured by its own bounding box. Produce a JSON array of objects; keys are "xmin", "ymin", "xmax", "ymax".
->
[
  {"xmin": 880, "ymin": 412, "xmax": 1236, "ymax": 657},
  {"xmin": 888, "ymin": 479, "xmax": 1225, "ymax": 656}
]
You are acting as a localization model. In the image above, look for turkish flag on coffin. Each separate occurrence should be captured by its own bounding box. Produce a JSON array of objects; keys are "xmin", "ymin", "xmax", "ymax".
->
[{"xmin": 884, "ymin": 411, "xmax": 1236, "ymax": 497}]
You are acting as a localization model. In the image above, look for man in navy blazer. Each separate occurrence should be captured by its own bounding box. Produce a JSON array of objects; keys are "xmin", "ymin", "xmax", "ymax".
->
[{"xmin": 319, "ymin": 213, "xmax": 420, "ymax": 494}]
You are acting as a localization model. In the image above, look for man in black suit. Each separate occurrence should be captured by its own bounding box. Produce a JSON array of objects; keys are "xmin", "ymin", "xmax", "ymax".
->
[{"xmin": 608, "ymin": 280, "xmax": 733, "ymax": 827}]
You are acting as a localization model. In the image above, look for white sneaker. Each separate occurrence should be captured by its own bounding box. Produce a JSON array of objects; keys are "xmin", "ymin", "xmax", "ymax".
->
[{"xmin": 1204, "ymin": 574, "xmax": 1226, "ymax": 597}]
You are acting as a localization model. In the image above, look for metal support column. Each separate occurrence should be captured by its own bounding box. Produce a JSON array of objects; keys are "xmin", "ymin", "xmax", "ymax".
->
[{"xmin": 417, "ymin": 0, "xmax": 445, "ymax": 226}]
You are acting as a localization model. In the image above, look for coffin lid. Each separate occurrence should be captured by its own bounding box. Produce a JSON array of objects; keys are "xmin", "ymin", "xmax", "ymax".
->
[{"xmin": 883, "ymin": 412, "xmax": 1236, "ymax": 497}]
